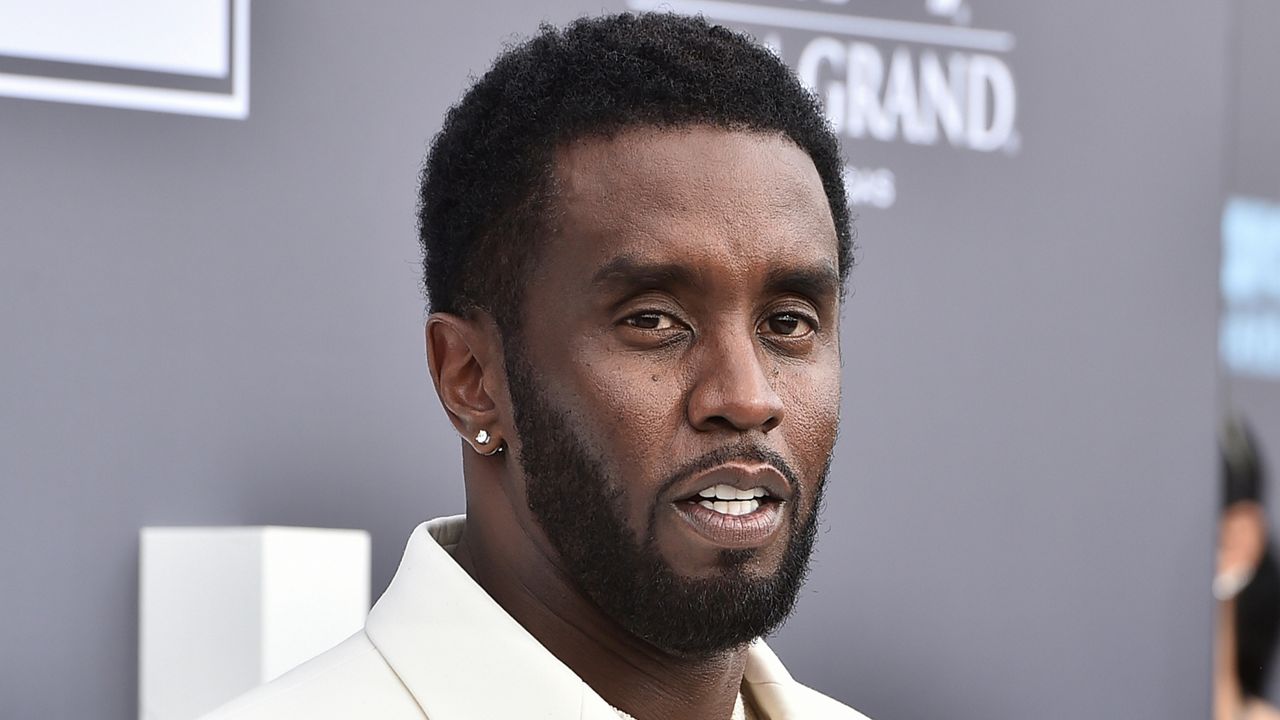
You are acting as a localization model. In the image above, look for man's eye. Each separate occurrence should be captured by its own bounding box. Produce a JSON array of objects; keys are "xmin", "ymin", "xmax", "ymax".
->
[
  {"xmin": 762, "ymin": 313, "xmax": 814, "ymax": 337},
  {"xmin": 625, "ymin": 312, "xmax": 677, "ymax": 330}
]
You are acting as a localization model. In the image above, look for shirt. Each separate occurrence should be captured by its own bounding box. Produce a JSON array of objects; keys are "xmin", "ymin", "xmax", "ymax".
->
[{"xmin": 202, "ymin": 515, "xmax": 872, "ymax": 719}]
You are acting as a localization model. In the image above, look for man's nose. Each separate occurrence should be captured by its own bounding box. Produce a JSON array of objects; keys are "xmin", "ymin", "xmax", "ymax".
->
[{"xmin": 687, "ymin": 330, "xmax": 785, "ymax": 434}]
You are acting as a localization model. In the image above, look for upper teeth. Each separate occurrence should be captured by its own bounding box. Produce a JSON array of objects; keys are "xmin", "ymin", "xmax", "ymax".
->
[{"xmin": 697, "ymin": 484, "xmax": 767, "ymax": 500}]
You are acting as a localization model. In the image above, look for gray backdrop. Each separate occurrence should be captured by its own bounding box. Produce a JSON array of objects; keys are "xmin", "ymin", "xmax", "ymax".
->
[{"xmin": 0, "ymin": 1, "xmax": 1230, "ymax": 718}]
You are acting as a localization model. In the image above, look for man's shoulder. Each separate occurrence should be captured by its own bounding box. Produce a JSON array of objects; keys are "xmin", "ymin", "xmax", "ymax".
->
[{"xmin": 198, "ymin": 631, "xmax": 421, "ymax": 720}]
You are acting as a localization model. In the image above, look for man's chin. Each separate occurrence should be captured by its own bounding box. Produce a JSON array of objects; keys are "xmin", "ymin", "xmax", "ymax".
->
[
  {"xmin": 652, "ymin": 501, "xmax": 794, "ymax": 578},
  {"xmin": 612, "ymin": 567, "xmax": 803, "ymax": 657}
]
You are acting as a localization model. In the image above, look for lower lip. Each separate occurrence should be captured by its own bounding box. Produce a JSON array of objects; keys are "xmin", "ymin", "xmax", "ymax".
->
[{"xmin": 670, "ymin": 500, "xmax": 786, "ymax": 549}]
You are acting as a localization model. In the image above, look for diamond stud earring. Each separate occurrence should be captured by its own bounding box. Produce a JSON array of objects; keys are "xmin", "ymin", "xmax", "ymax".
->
[{"xmin": 473, "ymin": 429, "xmax": 504, "ymax": 456}]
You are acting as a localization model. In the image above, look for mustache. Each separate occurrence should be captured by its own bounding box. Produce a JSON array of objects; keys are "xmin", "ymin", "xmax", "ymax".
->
[{"xmin": 657, "ymin": 443, "xmax": 801, "ymax": 498}]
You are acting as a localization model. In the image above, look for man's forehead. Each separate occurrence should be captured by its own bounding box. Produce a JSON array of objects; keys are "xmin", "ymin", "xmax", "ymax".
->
[
  {"xmin": 553, "ymin": 125, "xmax": 820, "ymax": 201},
  {"xmin": 545, "ymin": 125, "xmax": 839, "ymax": 275}
]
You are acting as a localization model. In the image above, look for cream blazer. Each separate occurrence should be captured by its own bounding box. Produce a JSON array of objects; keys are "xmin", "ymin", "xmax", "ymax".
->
[{"xmin": 202, "ymin": 516, "xmax": 871, "ymax": 719}]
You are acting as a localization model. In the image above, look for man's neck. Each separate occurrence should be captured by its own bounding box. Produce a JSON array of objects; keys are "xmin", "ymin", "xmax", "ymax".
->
[
  {"xmin": 452, "ymin": 498, "xmax": 748, "ymax": 720},
  {"xmin": 1215, "ymin": 599, "xmax": 1245, "ymax": 720}
]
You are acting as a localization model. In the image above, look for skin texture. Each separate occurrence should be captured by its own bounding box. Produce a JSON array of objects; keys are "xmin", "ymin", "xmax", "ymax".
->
[
  {"xmin": 1214, "ymin": 502, "xmax": 1280, "ymax": 720},
  {"xmin": 425, "ymin": 126, "xmax": 842, "ymax": 720}
]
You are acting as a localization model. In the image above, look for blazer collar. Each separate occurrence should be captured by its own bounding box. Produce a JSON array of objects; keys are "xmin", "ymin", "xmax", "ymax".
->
[{"xmin": 365, "ymin": 516, "xmax": 799, "ymax": 720}]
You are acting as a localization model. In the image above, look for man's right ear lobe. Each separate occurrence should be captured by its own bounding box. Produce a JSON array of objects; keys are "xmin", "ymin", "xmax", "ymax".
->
[{"xmin": 425, "ymin": 313, "xmax": 503, "ymax": 447}]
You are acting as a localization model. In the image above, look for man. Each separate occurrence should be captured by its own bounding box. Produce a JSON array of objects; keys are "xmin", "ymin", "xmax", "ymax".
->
[{"xmin": 206, "ymin": 12, "xmax": 868, "ymax": 720}]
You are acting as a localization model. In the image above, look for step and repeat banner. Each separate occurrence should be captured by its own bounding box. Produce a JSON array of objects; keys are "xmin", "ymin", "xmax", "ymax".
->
[
  {"xmin": 0, "ymin": 2, "xmax": 1230, "ymax": 719},
  {"xmin": 666, "ymin": 4, "xmax": 1224, "ymax": 718}
]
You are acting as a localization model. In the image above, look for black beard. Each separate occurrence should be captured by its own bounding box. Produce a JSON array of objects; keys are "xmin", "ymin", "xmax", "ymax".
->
[{"xmin": 504, "ymin": 343, "xmax": 827, "ymax": 659}]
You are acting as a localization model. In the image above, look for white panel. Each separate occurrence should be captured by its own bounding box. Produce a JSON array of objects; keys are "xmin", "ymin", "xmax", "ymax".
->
[
  {"xmin": 139, "ymin": 526, "xmax": 371, "ymax": 720},
  {"xmin": 139, "ymin": 528, "xmax": 264, "ymax": 720},
  {"xmin": 0, "ymin": 0, "xmax": 230, "ymax": 77},
  {"xmin": 260, "ymin": 527, "xmax": 371, "ymax": 682}
]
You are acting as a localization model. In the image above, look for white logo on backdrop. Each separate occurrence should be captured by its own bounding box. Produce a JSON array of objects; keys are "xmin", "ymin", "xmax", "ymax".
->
[
  {"xmin": 1221, "ymin": 197, "xmax": 1280, "ymax": 379},
  {"xmin": 925, "ymin": 0, "xmax": 971, "ymax": 25},
  {"xmin": 0, "ymin": 0, "xmax": 250, "ymax": 119},
  {"xmin": 627, "ymin": 0, "xmax": 1020, "ymax": 209}
]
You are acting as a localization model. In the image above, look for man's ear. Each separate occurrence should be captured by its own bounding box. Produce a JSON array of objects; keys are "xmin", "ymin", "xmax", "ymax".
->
[{"xmin": 425, "ymin": 312, "xmax": 507, "ymax": 455}]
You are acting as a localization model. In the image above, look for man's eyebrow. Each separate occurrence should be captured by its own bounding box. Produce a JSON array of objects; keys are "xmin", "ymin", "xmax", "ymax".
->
[
  {"xmin": 589, "ymin": 256, "xmax": 700, "ymax": 291},
  {"xmin": 764, "ymin": 262, "xmax": 841, "ymax": 302}
]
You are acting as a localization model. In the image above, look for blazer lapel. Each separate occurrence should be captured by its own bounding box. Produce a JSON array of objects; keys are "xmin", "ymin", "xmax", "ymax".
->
[
  {"xmin": 364, "ymin": 516, "xmax": 619, "ymax": 720},
  {"xmin": 744, "ymin": 640, "xmax": 801, "ymax": 720}
]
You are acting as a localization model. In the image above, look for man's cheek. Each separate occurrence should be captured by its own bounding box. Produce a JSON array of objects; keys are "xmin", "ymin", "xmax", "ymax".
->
[
  {"xmin": 598, "ymin": 378, "xmax": 684, "ymax": 447},
  {"xmin": 783, "ymin": 377, "xmax": 840, "ymax": 436}
]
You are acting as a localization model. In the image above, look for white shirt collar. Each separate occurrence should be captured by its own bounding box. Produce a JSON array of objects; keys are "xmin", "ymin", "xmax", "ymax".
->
[{"xmin": 364, "ymin": 515, "xmax": 808, "ymax": 720}]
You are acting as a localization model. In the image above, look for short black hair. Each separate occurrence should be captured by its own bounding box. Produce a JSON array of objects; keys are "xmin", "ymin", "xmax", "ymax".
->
[
  {"xmin": 1224, "ymin": 418, "xmax": 1266, "ymax": 507},
  {"xmin": 418, "ymin": 12, "xmax": 852, "ymax": 334}
]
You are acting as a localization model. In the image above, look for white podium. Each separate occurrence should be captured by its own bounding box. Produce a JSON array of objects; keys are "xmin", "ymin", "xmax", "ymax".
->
[{"xmin": 139, "ymin": 526, "xmax": 371, "ymax": 720}]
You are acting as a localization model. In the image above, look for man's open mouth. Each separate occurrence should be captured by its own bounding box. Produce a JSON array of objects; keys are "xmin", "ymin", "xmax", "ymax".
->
[{"xmin": 680, "ymin": 483, "xmax": 781, "ymax": 517}]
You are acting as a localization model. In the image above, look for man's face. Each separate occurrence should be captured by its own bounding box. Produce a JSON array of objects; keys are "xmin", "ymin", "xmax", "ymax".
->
[{"xmin": 503, "ymin": 126, "xmax": 842, "ymax": 656}]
